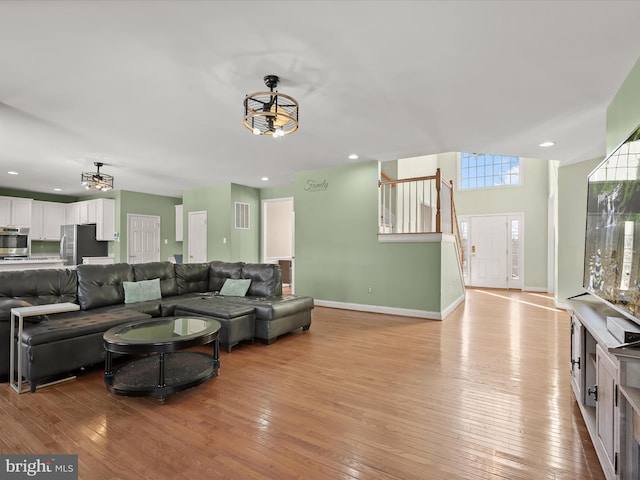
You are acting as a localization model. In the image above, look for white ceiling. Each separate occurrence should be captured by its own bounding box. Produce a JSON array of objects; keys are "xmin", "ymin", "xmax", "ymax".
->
[{"xmin": 1, "ymin": 0, "xmax": 640, "ymax": 198}]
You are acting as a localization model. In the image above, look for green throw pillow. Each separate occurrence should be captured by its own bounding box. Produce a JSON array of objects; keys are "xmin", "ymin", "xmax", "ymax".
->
[
  {"xmin": 219, "ymin": 278, "xmax": 251, "ymax": 296},
  {"xmin": 123, "ymin": 278, "xmax": 162, "ymax": 304}
]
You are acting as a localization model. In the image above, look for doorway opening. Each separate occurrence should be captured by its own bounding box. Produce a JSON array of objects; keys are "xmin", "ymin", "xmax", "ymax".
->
[{"xmin": 262, "ymin": 198, "xmax": 294, "ymax": 291}]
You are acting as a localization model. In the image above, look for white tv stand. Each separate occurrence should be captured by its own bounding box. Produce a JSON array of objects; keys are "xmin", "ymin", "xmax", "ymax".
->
[{"xmin": 569, "ymin": 295, "xmax": 640, "ymax": 479}]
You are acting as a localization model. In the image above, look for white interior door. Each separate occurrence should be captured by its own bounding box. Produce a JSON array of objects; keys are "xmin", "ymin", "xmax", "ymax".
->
[
  {"xmin": 470, "ymin": 215, "xmax": 508, "ymax": 288},
  {"xmin": 127, "ymin": 214, "xmax": 160, "ymax": 264},
  {"xmin": 188, "ymin": 211, "xmax": 207, "ymax": 263}
]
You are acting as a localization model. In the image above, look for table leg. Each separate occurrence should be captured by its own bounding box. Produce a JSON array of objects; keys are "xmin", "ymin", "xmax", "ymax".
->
[
  {"xmin": 157, "ymin": 352, "xmax": 166, "ymax": 403},
  {"xmin": 158, "ymin": 352, "xmax": 165, "ymax": 388},
  {"xmin": 213, "ymin": 337, "xmax": 220, "ymax": 374},
  {"xmin": 104, "ymin": 350, "xmax": 113, "ymax": 385}
]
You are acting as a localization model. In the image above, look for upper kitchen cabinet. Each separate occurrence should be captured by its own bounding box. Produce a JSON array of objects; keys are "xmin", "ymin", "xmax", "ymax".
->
[
  {"xmin": 175, "ymin": 204, "xmax": 183, "ymax": 241},
  {"xmin": 0, "ymin": 196, "xmax": 33, "ymax": 227},
  {"xmin": 31, "ymin": 201, "xmax": 66, "ymax": 241},
  {"xmin": 66, "ymin": 198, "xmax": 115, "ymax": 241},
  {"xmin": 95, "ymin": 198, "xmax": 115, "ymax": 241}
]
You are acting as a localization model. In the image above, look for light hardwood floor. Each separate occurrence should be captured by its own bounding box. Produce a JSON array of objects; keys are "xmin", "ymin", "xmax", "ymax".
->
[{"xmin": 0, "ymin": 289, "xmax": 604, "ymax": 479}]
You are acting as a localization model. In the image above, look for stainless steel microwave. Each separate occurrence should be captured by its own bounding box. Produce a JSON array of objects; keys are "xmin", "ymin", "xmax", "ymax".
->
[{"xmin": 0, "ymin": 226, "xmax": 30, "ymax": 257}]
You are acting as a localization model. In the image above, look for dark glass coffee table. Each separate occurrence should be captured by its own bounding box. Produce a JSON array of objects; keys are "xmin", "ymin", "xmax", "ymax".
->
[{"xmin": 103, "ymin": 316, "xmax": 221, "ymax": 402}]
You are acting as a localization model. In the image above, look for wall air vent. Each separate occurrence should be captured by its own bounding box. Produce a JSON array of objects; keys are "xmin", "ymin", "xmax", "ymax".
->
[{"xmin": 235, "ymin": 202, "xmax": 250, "ymax": 230}]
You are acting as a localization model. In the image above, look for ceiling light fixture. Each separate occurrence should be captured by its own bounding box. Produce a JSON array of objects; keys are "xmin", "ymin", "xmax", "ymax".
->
[
  {"xmin": 81, "ymin": 162, "xmax": 114, "ymax": 191},
  {"xmin": 8, "ymin": 171, "xmax": 18, "ymax": 175},
  {"xmin": 348, "ymin": 154, "xmax": 359, "ymax": 160},
  {"xmin": 243, "ymin": 75, "xmax": 299, "ymax": 138},
  {"xmin": 539, "ymin": 141, "xmax": 555, "ymax": 147}
]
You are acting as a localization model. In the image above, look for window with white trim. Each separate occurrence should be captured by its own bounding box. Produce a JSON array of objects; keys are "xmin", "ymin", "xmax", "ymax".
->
[{"xmin": 459, "ymin": 152, "xmax": 520, "ymax": 190}]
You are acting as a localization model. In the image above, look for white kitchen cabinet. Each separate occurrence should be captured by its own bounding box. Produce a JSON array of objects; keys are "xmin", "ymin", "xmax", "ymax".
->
[
  {"xmin": 95, "ymin": 198, "xmax": 115, "ymax": 241},
  {"xmin": 31, "ymin": 202, "xmax": 43, "ymax": 239},
  {"xmin": 31, "ymin": 201, "xmax": 66, "ymax": 241},
  {"xmin": 65, "ymin": 203, "xmax": 80, "ymax": 225},
  {"xmin": 0, "ymin": 196, "xmax": 33, "ymax": 227},
  {"xmin": 43, "ymin": 203, "xmax": 66, "ymax": 240},
  {"xmin": 175, "ymin": 204, "xmax": 183, "ymax": 241},
  {"xmin": 78, "ymin": 199, "xmax": 98, "ymax": 225},
  {"xmin": 65, "ymin": 199, "xmax": 115, "ymax": 241}
]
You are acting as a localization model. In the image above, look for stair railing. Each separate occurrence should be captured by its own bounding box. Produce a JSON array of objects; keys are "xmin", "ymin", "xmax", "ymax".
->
[{"xmin": 379, "ymin": 168, "xmax": 464, "ymax": 266}]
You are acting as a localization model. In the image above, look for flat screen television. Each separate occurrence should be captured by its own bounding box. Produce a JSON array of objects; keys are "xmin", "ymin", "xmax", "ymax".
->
[{"xmin": 584, "ymin": 123, "xmax": 640, "ymax": 323}]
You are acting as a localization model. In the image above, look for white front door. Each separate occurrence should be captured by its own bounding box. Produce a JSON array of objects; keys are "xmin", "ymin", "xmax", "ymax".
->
[
  {"xmin": 188, "ymin": 211, "xmax": 207, "ymax": 263},
  {"xmin": 470, "ymin": 215, "xmax": 508, "ymax": 288},
  {"xmin": 127, "ymin": 214, "xmax": 160, "ymax": 264},
  {"xmin": 465, "ymin": 213, "xmax": 524, "ymax": 289}
]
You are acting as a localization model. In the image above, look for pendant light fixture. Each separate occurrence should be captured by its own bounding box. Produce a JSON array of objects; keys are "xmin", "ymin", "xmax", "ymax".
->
[
  {"xmin": 81, "ymin": 162, "xmax": 114, "ymax": 191},
  {"xmin": 243, "ymin": 75, "xmax": 299, "ymax": 137}
]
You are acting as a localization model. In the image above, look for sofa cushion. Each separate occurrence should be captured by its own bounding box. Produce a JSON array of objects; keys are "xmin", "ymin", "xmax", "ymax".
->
[
  {"xmin": 241, "ymin": 263, "xmax": 282, "ymax": 297},
  {"xmin": 76, "ymin": 263, "xmax": 134, "ymax": 310},
  {"xmin": 219, "ymin": 295, "xmax": 314, "ymax": 321},
  {"xmin": 175, "ymin": 263, "xmax": 210, "ymax": 294},
  {"xmin": 132, "ymin": 261, "xmax": 179, "ymax": 297},
  {"xmin": 208, "ymin": 261, "xmax": 244, "ymax": 292},
  {"xmin": 219, "ymin": 278, "xmax": 251, "ymax": 296},
  {"xmin": 20, "ymin": 309, "xmax": 152, "ymax": 346},
  {"xmin": 0, "ymin": 268, "xmax": 78, "ymax": 321},
  {"xmin": 123, "ymin": 278, "xmax": 162, "ymax": 304}
]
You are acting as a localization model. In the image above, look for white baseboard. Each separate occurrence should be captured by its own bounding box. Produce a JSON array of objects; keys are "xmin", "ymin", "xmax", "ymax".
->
[
  {"xmin": 314, "ymin": 294, "xmax": 467, "ymax": 321},
  {"xmin": 441, "ymin": 293, "xmax": 466, "ymax": 319},
  {"xmin": 314, "ymin": 299, "xmax": 443, "ymax": 320},
  {"xmin": 523, "ymin": 286, "xmax": 549, "ymax": 293}
]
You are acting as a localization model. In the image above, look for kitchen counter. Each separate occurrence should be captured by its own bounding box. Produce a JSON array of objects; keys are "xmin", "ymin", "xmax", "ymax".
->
[{"xmin": 0, "ymin": 258, "xmax": 66, "ymax": 271}]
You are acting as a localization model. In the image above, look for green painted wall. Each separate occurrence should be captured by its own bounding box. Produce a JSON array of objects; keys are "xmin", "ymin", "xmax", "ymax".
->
[
  {"xmin": 0, "ymin": 188, "xmax": 77, "ymax": 203},
  {"xmin": 556, "ymin": 158, "xmax": 601, "ymax": 303},
  {"xmin": 117, "ymin": 191, "xmax": 182, "ymax": 263},
  {"xmin": 607, "ymin": 57, "xmax": 640, "ymax": 153},
  {"xmin": 230, "ymin": 184, "xmax": 260, "ymax": 263},
  {"xmin": 260, "ymin": 185, "xmax": 295, "ymax": 200},
  {"xmin": 441, "ymin": 241, "xmax": 465, "ymax": 309},
  {"xmin": 182, "ymin": 184, "xmax": 232, "ymax": 261},
  {"xmin": 293, "ymin": 161, "xmax": 445, "ymax": 312}
]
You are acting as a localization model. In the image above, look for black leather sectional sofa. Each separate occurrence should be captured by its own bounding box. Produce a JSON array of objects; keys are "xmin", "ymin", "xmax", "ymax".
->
[{"xmin": 0, "ymin": 261, "xmax": 313, "ymax": 389}]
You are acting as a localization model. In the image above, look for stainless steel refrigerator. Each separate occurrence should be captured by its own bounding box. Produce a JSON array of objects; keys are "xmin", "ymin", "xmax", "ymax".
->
[{"xmin": 60, "ymin": 224, "xmax": 109, "ymax": 265}]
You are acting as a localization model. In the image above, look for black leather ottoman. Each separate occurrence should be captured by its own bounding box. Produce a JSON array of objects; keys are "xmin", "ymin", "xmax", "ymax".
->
[
  {"xmin": 174, "ymin": 298, "xmax": 255, "ymax": 352},
  {"xmin": 19, "ymin": 308, "xmax": 152, "ymax": 391}
]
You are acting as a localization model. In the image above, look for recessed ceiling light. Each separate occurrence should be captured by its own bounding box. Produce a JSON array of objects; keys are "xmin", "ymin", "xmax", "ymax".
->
[
  {"xmin": 53, "ymin": 188, "xmax": 62, "ymax": 192},
  {"xmin": 539, "ymin": 141, "xmax": 555, "ymax": 147},
  {"xmin": 8, "ymin": 171, "xmax": 18, "ymax": 175},
  {"xmin": 348, "ymin": 153, "xmax": 359, "ymax": 160},
  {"xmin": 261, "ymin": 177, "xmax": 269, "ymax": 182}
]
